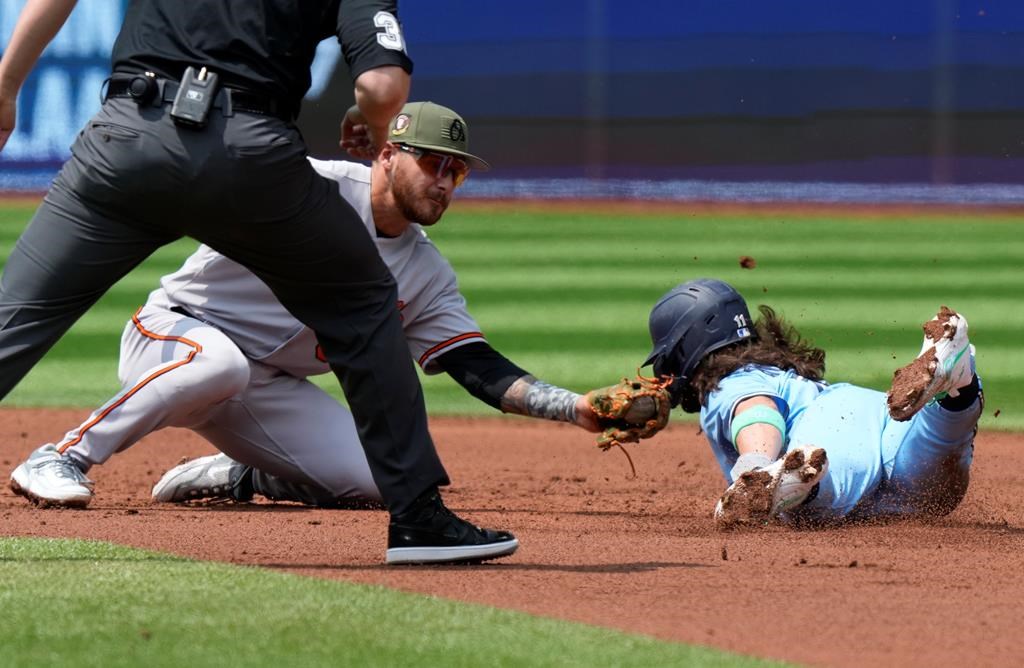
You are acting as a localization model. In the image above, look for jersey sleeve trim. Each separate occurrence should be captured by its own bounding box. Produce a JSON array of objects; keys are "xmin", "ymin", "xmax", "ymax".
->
[
  {"xmin": 725, "ymin": 392, "xmax": 788, "ymax": 441},
  {"xmin": 418, "ymin": 332, "xmax": 486, "ymax": 368}
]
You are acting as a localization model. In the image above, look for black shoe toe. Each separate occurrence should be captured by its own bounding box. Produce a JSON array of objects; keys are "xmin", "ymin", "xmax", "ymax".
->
[{"xmin": 385, "ymin": 490, "xmax": 517, "ymax": 564}]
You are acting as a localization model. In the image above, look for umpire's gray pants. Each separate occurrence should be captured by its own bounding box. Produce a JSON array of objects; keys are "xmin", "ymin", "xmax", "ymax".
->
[{"xmin": 0, "ymin": 97, "xmax": 447, "ymax": 514}]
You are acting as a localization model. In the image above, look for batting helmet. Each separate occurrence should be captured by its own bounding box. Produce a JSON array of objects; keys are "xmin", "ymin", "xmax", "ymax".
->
[{"xmin": 642, "ymin": 279, "xmax": 755, "ymax": 410}]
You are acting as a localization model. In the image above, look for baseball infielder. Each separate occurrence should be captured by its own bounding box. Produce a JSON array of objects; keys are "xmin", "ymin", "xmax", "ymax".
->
[
  {"xmin": 10, "ymin": 102, "xmax": 603, "ymax": 523},
  {"xmin": 643, "ymin": 279, "xmax": 982, "ymax": 527}
]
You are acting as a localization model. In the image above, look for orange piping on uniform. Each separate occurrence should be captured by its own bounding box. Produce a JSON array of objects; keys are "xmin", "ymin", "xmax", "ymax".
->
[
  {"xmin": 57, "ymin": 307, "xmax": 203, "ymax": 454},
  {"xmin": 418, "ymin": 332, "xmax": 484, "ymax": 367}
]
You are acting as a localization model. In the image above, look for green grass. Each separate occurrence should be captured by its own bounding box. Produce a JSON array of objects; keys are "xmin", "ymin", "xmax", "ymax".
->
[
  {"xmin": 1, "ymin": 201, "xmax": 1022, "ymax": 428},
  {"xmin": 0, "ymin": 201, "xmax": 1014, "ymax": 667},
  {"xmin": 426, "ymin": 207, "xmax": 1023, "ymax": 429},
  {"xmin": 0, "ymin": 537, "xmax": 778, "ymax": 668}
]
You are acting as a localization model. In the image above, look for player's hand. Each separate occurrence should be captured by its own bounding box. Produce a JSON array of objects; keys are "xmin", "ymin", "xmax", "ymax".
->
[
  {"xmin": 0, "ymin": 95, "xmax": 17, "ymax": 152},
  {"xmin": 339, "ymin": 105, "xmax": 375, "ymax": 160},
  {"xmin": 573, "ymin": 395, "xmax": 602, "ymax": 433}
]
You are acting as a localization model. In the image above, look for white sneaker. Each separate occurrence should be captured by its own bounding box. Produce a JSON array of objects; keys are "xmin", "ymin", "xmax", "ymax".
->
[
  {"xmin": 714, "ymin": 446, "xmax": 828, "ymax": 529},
  {"xmin": 887, "ymin": 306, "xmax": 975, "ymax": 421},
  {"xmin": 9, "ymin": 444, "xmax": 95, "ymax": 508},
  {"xmin": 152, "ymin": 453, "xmax": 243, "ymax": 503}
]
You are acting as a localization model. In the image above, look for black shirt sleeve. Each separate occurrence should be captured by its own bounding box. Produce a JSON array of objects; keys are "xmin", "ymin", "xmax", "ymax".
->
[
  {"xmin": 337, "ymin": 0, "xmax": 414, "ymax": 79},
  {"xmin": 435, "ymin": 342, "xmax": 529, "ymax": 410}
]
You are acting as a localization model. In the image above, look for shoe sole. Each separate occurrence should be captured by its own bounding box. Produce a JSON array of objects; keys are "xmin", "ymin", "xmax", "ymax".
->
[
  {"xmin": 887, "ymin": 307, "xmax": 962, "ymax": 421},
  {"xmin": 774, "ymin": 447, "xmax": 828, "ymax": 512},
  {"xmin": 9, "ymin": 474, "xmax": 92, "ymax": 508},
  {"xmin": 715, "ymin": 447, "xmax": 827, "ymax": 529},
  {"xmin": 386, "ymin": 538, "xmax": 519, "ymax": 565}
]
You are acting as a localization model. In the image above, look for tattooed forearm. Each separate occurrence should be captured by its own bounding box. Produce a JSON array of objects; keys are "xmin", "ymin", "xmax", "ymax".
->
[{"xmin": 500, "ymin": 375, "xmax": 581, "ymax": 424}]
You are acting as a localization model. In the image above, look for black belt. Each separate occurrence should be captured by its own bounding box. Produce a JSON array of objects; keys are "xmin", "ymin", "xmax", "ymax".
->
[{"xmin": 105, "ymin": 76, "xmax": 294, "ymax": 122}]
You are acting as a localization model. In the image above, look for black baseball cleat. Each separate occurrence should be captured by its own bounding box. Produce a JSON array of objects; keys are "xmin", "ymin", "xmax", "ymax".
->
[{"xmin": 386, "ymin": 490, "xmax": 518, "ymax": 565}]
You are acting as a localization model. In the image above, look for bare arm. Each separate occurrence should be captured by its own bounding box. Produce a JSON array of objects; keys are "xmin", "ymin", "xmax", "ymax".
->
[
  {"xmin": 0, "ymin": 0, "xmax": 78, "ymax": 150},
  {"xmin": 728, "ymin": 395, "xmax": 785, "ymax": 479},
  {"xmin": 732, "ymin": 395, "xmax": 784, "ymax": 458},
  {"xmin": 341, "ymin": 65, "xmax": 410, "ymax": 159}
]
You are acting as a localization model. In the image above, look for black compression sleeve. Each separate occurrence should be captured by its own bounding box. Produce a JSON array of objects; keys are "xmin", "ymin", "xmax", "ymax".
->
[{"xmin": 435, "ymin": 342, "xmax": 528, "ymax": 410}]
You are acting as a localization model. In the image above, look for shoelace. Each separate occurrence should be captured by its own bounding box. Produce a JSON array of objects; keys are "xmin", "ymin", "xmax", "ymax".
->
[
  {"xmin": 401, "ymin": 493, "xmax": 480, "ymax": 533},
  {"xmin": 39, "ymin": 455, "xmax": 90, "ymax": 483},
  {"xmin": 433, "ymin": 498, "xmax": 486, "ymax": 534},
  {"xmin": 429, "ymin": 496, "xmax": 457, "ymax": 520}
]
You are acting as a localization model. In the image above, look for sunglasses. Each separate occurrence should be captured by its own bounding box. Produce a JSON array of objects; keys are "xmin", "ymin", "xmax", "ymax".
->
[{"xmin": 395, "ymin": 144, "xmax": 471, "ymax": 187}]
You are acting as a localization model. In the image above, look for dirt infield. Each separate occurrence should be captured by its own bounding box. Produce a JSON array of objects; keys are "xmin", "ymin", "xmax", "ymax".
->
[{"xmin": 3, "ymin": 409, "xmax": 1022, "ymax": 666}]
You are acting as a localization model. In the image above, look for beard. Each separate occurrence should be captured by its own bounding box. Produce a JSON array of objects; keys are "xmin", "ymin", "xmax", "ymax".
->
[{"xmin": 391, "ymin": 173, "xmax": 450, "ymax": 226}]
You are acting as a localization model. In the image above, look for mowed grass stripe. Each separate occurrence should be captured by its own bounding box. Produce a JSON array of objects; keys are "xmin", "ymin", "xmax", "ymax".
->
[
  {"xmin": 442, "ymin": 246, "xmax": 1024, "ymax": 269},
  {"xmin": 438, "ymin": 210, "xmax": 1020, "ymax": 240},
  {"xmin": 427, "ymin": 209, "xmax": 1020, "ymax": 429},
  {"xmin": 437, "ymin": 215, "xmax": 1020, "ymax": 249},
  {"xmin": 468, "ymin": 301, "xmax": 1024, "ymax": 331},
  {"xmin": 458, "ymin": 284, "xmax": 1023, "ymax": 304},
  {"xmin": 0, "ymin": 537, "xmax": 780, "ymax": 668},
  {"xmin": 449, "ymin": 266, "xmax": 1024, "ymax": 290},
  {"xmin": 0, "ymin": 203, "xmax": 1019, "ymax": 428}
]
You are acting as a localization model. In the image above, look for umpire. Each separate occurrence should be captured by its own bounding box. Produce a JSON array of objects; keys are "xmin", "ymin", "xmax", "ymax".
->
[{"xmin": 0, "ymin": 1, "xmax": 516, "ymax": 564}]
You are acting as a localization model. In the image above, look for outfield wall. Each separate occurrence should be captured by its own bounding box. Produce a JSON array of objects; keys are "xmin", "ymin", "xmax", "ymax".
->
[{"xmin": 1, "ymin": 0, "xmax": 1022, "ymax": 194}]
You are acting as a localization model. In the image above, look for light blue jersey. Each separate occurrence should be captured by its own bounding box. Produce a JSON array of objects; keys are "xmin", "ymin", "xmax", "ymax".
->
[
  {"xmin": 700, "ymin": 364, "xmax": 980, "ymax": 520},
  {"xmin": 701, "ymin": 366, "xmax": 828, "ymax": 480}
]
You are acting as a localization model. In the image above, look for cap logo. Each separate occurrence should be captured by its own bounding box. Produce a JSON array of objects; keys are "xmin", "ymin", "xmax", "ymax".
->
[
  {"xmin": 392, "ymin": 114, "xmax": 411, "ymax": 136},
  {"xmin": 444, "ymin": 118, "xmax": 466, "ymax": 143}
]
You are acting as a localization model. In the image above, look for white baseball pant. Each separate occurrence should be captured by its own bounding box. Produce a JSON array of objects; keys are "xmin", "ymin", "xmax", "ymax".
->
[{"xmin": 57, "ymin": 304, "xmax": 381, "ymax": 503}]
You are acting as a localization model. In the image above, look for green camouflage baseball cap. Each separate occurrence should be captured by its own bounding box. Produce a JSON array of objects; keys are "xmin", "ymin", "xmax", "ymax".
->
[{"xmin": 389, "ymin": 101, "xmax": 490, "ymax": 171}]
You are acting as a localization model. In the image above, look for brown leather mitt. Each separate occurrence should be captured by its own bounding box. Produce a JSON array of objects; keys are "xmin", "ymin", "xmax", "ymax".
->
[{"xmin": 585, "ymin": 375, "xmax": 673, "ymax": 450}]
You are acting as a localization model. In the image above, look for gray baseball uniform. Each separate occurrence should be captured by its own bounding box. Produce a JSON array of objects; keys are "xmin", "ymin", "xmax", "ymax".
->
[{"xmin": 53, "ymin": 160, "xmax": 483, "ymax": 503}]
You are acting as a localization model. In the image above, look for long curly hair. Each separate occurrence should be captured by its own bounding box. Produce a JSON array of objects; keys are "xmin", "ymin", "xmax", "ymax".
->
[{"xmin": 688, "ymin": 305, "xmax": 826, "ymax": 408}]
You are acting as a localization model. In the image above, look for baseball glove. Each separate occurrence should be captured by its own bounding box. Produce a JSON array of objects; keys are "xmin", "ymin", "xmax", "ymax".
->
[{"xmin": 586, "ymin": 374, "xmax": 673, "ymax": 451}]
